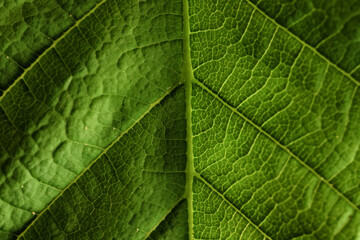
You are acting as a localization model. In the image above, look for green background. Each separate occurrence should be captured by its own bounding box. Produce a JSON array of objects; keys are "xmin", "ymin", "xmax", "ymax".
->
[{"xmin": 0, "ymin": 0, "xmax": 359, "ymax": 239}]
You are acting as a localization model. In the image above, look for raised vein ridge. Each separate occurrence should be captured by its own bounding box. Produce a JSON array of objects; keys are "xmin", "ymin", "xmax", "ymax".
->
[
  {"xmin": 244, "ymin": 0, "xmax": 360, "ymax": 86},
  {"xmin": 183, "ymin": 0, "xmax": 195, "ymax": 239},
  {"xmin": 193, "ymin": 78, "xmax": 360, "ymax": 214},
  {"xmin": 0, "ymin": 0, "xmax": 108, "ymax": 101},
  {"xmin": 194, "ymin": 173, "xmax": 272, "ymax": 240},
  {"xmin": 16, "ymin": 84, "xmax": 180, "ymax": 239},
  {"xmin": 143, "ymin": 198, "xmax": 185, "ymax": 239}
]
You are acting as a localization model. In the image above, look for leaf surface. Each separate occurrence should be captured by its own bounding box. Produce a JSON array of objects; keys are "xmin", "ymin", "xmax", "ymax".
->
[{"xmin": 0, "ymin": 0, "xmax": 359, "ymax": 239}]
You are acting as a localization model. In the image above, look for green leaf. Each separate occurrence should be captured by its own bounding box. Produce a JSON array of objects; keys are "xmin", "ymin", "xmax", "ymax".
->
[{"xmin": 1, "ymin": 0, "xmax": 359, "ymax": 239}]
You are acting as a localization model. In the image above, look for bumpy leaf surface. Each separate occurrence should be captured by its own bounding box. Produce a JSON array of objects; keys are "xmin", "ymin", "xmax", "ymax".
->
[{"xmin": 0, "ymin": 0, "xmax": 359, "ymax": 239}]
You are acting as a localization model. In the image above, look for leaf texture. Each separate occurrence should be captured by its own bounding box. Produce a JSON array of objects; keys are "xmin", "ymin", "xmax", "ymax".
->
[{"xmin": 0, "ymin": 0, "xmax": 359, "ymax": 239}]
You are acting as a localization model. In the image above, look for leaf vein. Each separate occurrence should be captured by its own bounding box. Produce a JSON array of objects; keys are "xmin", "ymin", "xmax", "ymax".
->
[
  {"xmin": 194, "ymin": 173, "xmax": 273, "ymax": 240},
  {"xmin": 0, "ymin": 0, "xmax": 108, "ymax": 101},
  {"xmin": 244, "ymin": 0, "xmax": 360, "ymax": 86},
  {"xmin": 16, "ymin": 84, "xmax": 182, "ymax": 239},
  {"xmin": 193, "ymin": 78, "xmax": 360, "ymax": 213}
]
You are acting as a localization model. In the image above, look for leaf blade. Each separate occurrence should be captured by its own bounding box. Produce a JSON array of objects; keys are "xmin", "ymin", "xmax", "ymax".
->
[
  {"xmin": 19, "ymin": 86, "xmax": 187, "ymax": 239},
  {"xmin": 0, "ymin": 0, "xmax": 183, "ymax": 235}
]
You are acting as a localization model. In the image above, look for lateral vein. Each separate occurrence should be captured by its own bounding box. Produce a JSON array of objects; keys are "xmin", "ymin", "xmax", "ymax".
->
[
  {"xmin": 0, "ymin": 0, "xmax": 108, "ymax": 101},
  {"xmin": 244, "ymin": 0, "xmax": 360, "ymax": 86},
  {"xmin": 143, "ymin": 198, "xmax": 185, "ymax": 239},
  {"xmin": 194, "ymin": 173, "xmax": 273, "ymax": 240},
  {"xmin": 16, "ymin": 84, "xmax": 182, "ymax": 239},
  {"xmin": 193, "ymin": 78, "xmax": 360, "ymax": 213}
]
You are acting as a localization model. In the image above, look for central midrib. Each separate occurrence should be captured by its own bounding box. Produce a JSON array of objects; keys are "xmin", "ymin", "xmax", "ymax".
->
[{"xmin": 183, "ymin": 0, "xmax": 194, "ymax": 239}]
